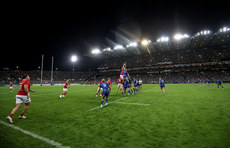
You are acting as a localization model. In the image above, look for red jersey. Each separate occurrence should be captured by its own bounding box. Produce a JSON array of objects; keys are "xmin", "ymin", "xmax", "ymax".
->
[
  {"xmin": 10, "ymin": 82, "xmax": 13, "ymax": 87},
  {"xmin": 118, "ymin": 78, "xmax": 123, "ymax": 84},
  {"xmin": 64, "ymin": 81, "xmax": 68, "ymax": 88},
  {"xmin": 120, "ymin": 69, "xmax": 124, "ymax": 75},
  {"xmin": 98, "ymin": 81, "xmax": 102, "ymax": 87},
  {"xmin": 106, "ymin": 80, "xmax": 111, "ymax": 85},
  {"xmin": 17, "ymin": 79, "xmax": 30, "ymax": 95}
]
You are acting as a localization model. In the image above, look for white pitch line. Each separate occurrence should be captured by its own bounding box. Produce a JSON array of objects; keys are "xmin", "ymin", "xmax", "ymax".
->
[
  {"xmin": 0, "ymin": 120, "xmax": 70, "ymax": 148},
  {"xmin": 88, "ymin": 97, "xmax": 128, "ymax": 111},
  {"xmin": 113, "ymin": 102, "xmax": 151, "ymax": 106}
]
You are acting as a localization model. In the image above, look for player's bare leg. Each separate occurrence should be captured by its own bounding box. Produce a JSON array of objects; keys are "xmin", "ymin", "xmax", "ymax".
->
[
  {"xmin": 116, "ymin": 86, "xmax": 120, "ymax": 94},
  {"xmin": 7, "ymin": 103, "xmax": 22, "ymax": 124},
  {"xmin": 96, "ymin": 87, "xmax": 100, "ymax": 97},
  {"xmin": 19, "ymin": 102, "xmax": 31, "ymax": 119}
]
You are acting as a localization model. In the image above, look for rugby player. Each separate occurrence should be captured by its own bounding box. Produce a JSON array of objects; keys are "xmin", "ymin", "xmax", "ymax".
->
[
  {"xmin": 7, "ymin": 74, "xmax": 36, "ymax": 124},
  {"xmin": 99, "ymin": 79, "xmax": 110, "ymax": 108},
  {"xmin": 159, "ymin": 77, "xmax": 165, "ymax": 95},
  {"xmin": 60, "ymin": 79, "xmax": 70, "ymax": 98}
]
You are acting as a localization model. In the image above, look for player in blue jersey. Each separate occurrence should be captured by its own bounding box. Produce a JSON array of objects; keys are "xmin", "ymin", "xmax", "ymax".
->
[
  {"xmin": 216, "ymin": 80, "xmax": 224, "ymax": 89},
  {"xmin": 206, "ymin": 79, "xmax": 213, "ymax": 87},
  {"xmin": 99, "ymin": 79, "xmax": 110, "ymax": 108},
  {"xmin": 123, "ymin": 77, "xmax": 130, "ymax": 95},
  {"xmin": 128, "ymin": 78, "xmax": 133, "ymax": 94},
  {"xmin": 159, "ymin": 78, "xmax": 165, "ymax": 95},
  {"xmin": 133, "ymin": 78, "xmax": 139, "ymax": 93}
]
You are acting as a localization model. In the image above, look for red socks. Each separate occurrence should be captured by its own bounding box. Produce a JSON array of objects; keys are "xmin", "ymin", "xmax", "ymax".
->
[
  {"xmin": 9, "ymin": 113, "xmax": 14, "ymax": 118},
  {"xmin": 20, "ymin": 112, "xmax": 25, "ymax": 117}
]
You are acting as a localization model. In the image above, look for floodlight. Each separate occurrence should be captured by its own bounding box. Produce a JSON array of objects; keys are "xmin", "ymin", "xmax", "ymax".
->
[
  {"xmin": 141, "ymin": 40, "xmax": 151, "ymax": 45},
  {"xmin": 114, "ymin": 45, "xmax": 124, "ymax": 50},
  {"xmin": 157, "ymin": 36, "xmax": 169, "ymax": 42},
  {"xmin": 92, "ymin": 49, "xmax": 101, "ymax": 54},
  {"xmin": 71, "ymin": 55, "xmax": 77, "ymax": 62}
]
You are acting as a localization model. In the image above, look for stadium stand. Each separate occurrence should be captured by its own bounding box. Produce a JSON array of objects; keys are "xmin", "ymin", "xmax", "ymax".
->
[{"xmin": 1, "ymin": 29, "xmax": 229, "ymax": 85}]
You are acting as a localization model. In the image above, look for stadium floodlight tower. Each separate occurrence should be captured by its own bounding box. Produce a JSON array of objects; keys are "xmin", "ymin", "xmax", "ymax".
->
[
  {"xmin": 157, "ymin": 36, "xmax": 169, "ymax": 43},
  {"xmin": 71, "ymin": 55, "xmax": 78, "ymax": 71},
  {"xmin": 174, "ymin": 33, "xmax": 189, "ymax": 41},
  {"xmin": 141, "ymin": 39, "xmax": 151, "ymax": 46},
  {"xmin": 114, "ymin": 45, "xmax": 124, "ymax": 50},
  {"xmin": 219, "ymin": 27, "xmax": 230, "ymax": 32},
  {"xmin": 91, "ymin": 48, "xmax": 101, "ymax": 54}
]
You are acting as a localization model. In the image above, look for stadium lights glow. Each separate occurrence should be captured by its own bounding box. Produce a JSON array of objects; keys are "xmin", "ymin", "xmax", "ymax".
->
[
  {"xmin": 174, "ymin": 33, "xmax": 189, "ymax": 40},
  {"xmin": 201, "ymin": 30, "xmax": 211, "ymax": 35},
  {"xmin": 127, "ymin": 42, "xmax": 137, "ymax": 48},
  {"xmin": 141, "ymin": 40, "xmax": 151, "ymax": 45},
  {"xmin": 114, "ymin": 45, "xmax": 124, "ymax": 50},
  {"xmin": 91, "ymin": 49, "xmax": 101, "ymax": 54},
  {"xmin": 219, "ymin": 27, "xmax": 230, "ymax": 32},
  {"xmin": 103, "ymin": 47, "xmax": 111, "ymax": 51},
  {"xmin": 157, "ymin": 36, "xmax": 169, "ymax": 42},
  {"xmin": 71, "ymin": 55, "xmax": 77, "ymax": 62}
]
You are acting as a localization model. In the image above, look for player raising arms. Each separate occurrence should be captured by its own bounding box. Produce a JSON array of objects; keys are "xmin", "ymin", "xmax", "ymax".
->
[
  {"xmin": 10, "ymin": 81, "xmax": 14, "ymax": 92},
  {"xmin": 60, "ymin": 79, "xmax": 70, "ymax": 98},
  {"xmin": 7, "ymin": 74, "xmax": 36, "ymax": 124},
  {"xmin": 159, "ymin": 77, "xmax": 165, "ymax": 95},
  {"xmin": 99, "ymin": 79, "xmax": 110, "ymax": 108},
  {"xmin": 116, "ymin": 77, "xmax": 124, "ymax": 95},
  {"xmin": 120, "ymin": 63, "xmax": 126, "ymax": 80}
]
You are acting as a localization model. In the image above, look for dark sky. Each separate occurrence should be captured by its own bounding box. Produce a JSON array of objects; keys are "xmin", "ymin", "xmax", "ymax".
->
[{"xmin": 1, "ymin": 1, "xmax": 229, "ymax": 71}]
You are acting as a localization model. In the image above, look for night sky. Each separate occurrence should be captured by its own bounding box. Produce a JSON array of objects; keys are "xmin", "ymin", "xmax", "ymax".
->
[{"xmin": 1, "ymin": 1, "xmax": 229, "ymax": 71}]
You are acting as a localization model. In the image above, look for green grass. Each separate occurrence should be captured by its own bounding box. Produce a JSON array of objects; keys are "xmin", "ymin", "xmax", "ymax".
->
[{"xmin": 0, "ymin": 84, "xmax": 230, "ymax": 148}]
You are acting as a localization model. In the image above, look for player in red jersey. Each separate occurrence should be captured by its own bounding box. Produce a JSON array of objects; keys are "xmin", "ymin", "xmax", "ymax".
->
[
  {"xmin": 96, "ymin": 81, "xmax": 103, "ymax": 97},
  {"xmin": 120, "ymin": 63, "xmax": 126, "ymax": 80},
  {"xmin": 84, "ymin": 82, "xmax": 86, "ymax": 87},
  {"xmin": 10, "ymin": 81, "xmax": 14, "ymax": 92},
  {"xmin": 60, "ymin": 79, "xmax": 70, "ymax": 98},
  {"xmin": 116, "ymin": 77, "xmax": 124, "ymax": 95},
  {"xmin": 106, "ymin": 78, "xmax": 112, "ymax": 92},
  {"xmin": 6, "ymin": 74, "xmax": 36, "ymax": 124}
]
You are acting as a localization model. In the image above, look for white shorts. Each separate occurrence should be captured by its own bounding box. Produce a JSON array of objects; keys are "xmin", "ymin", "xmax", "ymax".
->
[
  {"xmin": 16, "ymin": 95, "xmax": 31, "ymax": 104},
  {"xmin": 10, "ymin": 86, "xmax": 13, "ymax": 89},
  {"xmin": 120, "ymin": 75, "xmax": 124, "ymax": 79},
  {"xmin": 63, "ymin": 88, "xmax": 68, "ymax": 92},
  {"xmin": 118, "ymin": 84, "xmax": 123, "ymax": 87}
]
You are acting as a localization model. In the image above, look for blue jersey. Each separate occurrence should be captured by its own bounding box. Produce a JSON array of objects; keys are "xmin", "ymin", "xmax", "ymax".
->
[
  {"xmin": 128, "ymin": 80, "xmax": 132, "ymax": 88},
  {"xmin": 123, "ymin": 70, "xmax": 128, "ymax": 78},
  {"xmin": 216, "ymin": 80, "xmax": 222, "ymax": 85},
  {"xmin": 123, "ymin": 80, "xmax": 129, "ymax": 88},
  {"xmin": 133, "ymin": 80, "xmax": 137, "ymax": 86},
  {"xmin": 100, "ymin": 82, "xmax": 110, "ymax": 92},
  {"xmin": 159, "ymin": 79, "xmax": 165, "ymax": 88}
]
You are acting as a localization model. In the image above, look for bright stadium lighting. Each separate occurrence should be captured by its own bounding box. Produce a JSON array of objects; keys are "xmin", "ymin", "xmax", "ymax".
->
[
  {"xmin": 174, "ymin": 33, "xmax": 189, "ymax": 40},
  {"xmin": 71, "ymin": 55, "xmax": 77, "ymax": 62},
  {"xmin": 200, "ymin": 30, "xmax": 211, "ymax": 35},
  {"xmin": 91, "ymin": 49, "xmax": 101, "ymax": 54},
  {"xmin": 114, "ymin": 45, "xmax": 124, "ymax": 50},
  {"xmin": 71, "ymin": 55, "xmax": 78, "ymax": 71},
  {"xmin": 219, "ymin": 27, "xmax": 230, "ymax": 32},
  {"xmin": 141, "ymin": 40, "xmax": 151, "ymax": 45},
  {"xmin": 157, "ymin": 36, "xmax": 169, "ymax": 42},
  {"xmin": 103, "ymin": 47, "xmax": 111, "ymax": 52},
  {"xmin": 127, "ymin": 42, "xmax": 137, "ymax": 47}
]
